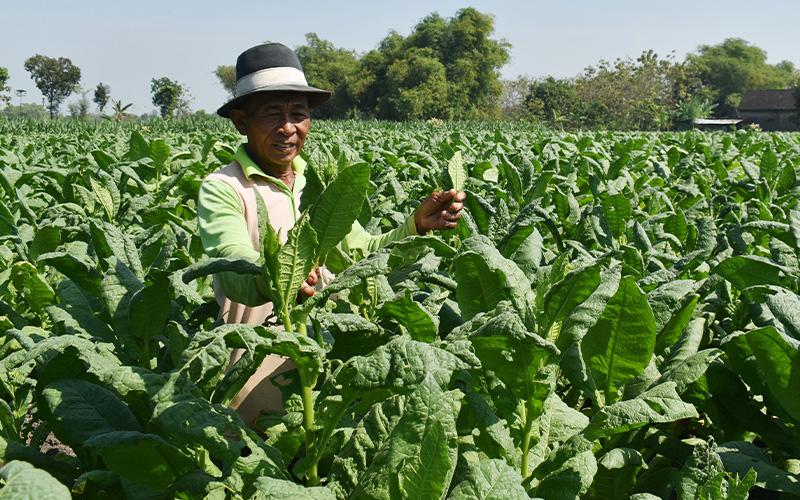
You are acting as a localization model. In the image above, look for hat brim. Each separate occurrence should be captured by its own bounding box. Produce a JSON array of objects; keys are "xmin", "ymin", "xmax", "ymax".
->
[{"xmin": 217, "ymin": 84, "xmax": 331, "ymax": 118}]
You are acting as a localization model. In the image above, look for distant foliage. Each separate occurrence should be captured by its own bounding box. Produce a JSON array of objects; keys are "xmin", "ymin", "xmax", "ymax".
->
[
  {"xmin": 295, "ymin": 33, "xmax": 361, "ymax": 119},
  {"xmin": 150, "ymin": 77, "xmax": 190, "ymax": 119},
  {"xmin": 0, "ymin": 67, "xmax": 9, "ymax": 106},
  {"xmin": 93, "ymin": 83, "xmax": 110, "ymax": 113},
  {"xmin": 23, "ymin": 54, "xmax": 81, "ymax": 118},
  {"xmin": 0, "ymin": 102, "xmax": 48, "ymax": 119},
  {"xmin": 214, "ymin": 65, "xmax": 236, "ymax": 98},
  {"xmin": 687, "ymin": 38, "xmax": 799, "ymax": 117}
]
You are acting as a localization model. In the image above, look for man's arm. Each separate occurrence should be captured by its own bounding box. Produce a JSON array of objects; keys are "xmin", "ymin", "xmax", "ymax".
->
[
  {"xmin": 340, "ymin": 214, "xmax": 420, "ymax": 254},
  {"xmin": 197, "ymin": 179, "xmax": 270, "ymax": 306},
  {"xmin": 339, "ymin": 190, "xmax": 465, "ymax": 254}
]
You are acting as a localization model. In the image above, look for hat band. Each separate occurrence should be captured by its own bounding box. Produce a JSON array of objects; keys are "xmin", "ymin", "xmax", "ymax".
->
[{"xmin": 235, "ymin": 67, "xmax": 308, "ymax": 96}]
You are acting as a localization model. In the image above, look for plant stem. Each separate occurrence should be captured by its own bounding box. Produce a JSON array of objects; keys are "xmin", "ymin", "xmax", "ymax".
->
[
  {"xmin": 520, "ymin": 398, "xmax": 537, "ymax": 479},
  {"xmin": 281, "ymin": 306, "xmax": 294, "ymax": 333},
  {"xmin": 313, "ymin": 394, "xmax": 355, "ymax": 464},
  {"xmin": 301, "ymin": 383, "xmax": 318, "ymax": 486}
]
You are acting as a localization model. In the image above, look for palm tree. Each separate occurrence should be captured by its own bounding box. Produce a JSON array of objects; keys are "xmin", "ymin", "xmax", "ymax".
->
[{"xmin": 105, "ymin": 99, "xmax": 133, "ymax": 121}]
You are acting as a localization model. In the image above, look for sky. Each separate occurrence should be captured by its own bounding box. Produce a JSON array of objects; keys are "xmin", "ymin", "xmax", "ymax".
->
[{"xmin": 2, "ymin": 0, "xmax": 798, "ymax": 115}]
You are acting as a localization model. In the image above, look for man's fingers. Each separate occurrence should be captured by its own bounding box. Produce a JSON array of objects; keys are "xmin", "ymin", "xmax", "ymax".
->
[
  {"xmin": 448, "ymin": 201, "xmax": 464, "ymax": 213},
  {"xmin": 440, "ymin": 210, "xmax": 462, "ymax": 223},
  {"xmin": 434, "ymin": 189, "xmax": 457, "ymax": 207},
  {"xmin": 300, "ymin": 283, "xmax": 316, "ymax": 297},
  {"xmin": 454, "ymin": 191, "xmax": 467, "ymax": 202},
  {"xmin": 306, "ymin": 273, "xmax": 318, "ymax": 286}
]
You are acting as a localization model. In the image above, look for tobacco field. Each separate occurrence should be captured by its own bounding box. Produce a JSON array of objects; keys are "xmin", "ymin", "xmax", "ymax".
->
[{"xmin": 0, "ymin": 117, "xmax": 799, "ymax": 499}]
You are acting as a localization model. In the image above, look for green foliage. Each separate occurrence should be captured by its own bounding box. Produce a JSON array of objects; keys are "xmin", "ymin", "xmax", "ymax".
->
[
  {"xmin": 92, "ymin": 83, "xmax": 110, "ymax": 113},
  {"xmin": 0, "ymin": 118, "xmax": 799, "ymax": 499},
  {"xmin": 149, "ymin": 77, "xmax": 189, "ymax": 119},
  {"xmin": 214, "ymin": 65, "xmax": 236, "ymax": 98},
  {"xmin": 296, "ymin": 33, "xmax": 361, "ymax": 119},
  {"xmin": 296, "ymin": 8, "xmax": 509, "ymax": 120},
  {"xmin": 23, "ymin": 54, "xmax": 81, "ymax": 118},
  {"xmin": 687, "ymin": 38, "xmax": 800, "ymax": 116},
  {"xmin": 0, "ymin": 67, "xmax": 9, "ymax": 106}
]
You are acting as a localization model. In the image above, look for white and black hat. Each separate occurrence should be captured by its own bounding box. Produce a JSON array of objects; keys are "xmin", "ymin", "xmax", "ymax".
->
[{"xmin": 217, "ymin": 43, "xmax": 331, "ymax": 117}]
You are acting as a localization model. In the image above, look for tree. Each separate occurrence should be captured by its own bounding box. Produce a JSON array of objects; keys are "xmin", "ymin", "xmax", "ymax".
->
[
  {"xmin": 687, "ymin": 38, "xmax": 800, "ymax": 116},
  {"xmin": 295, "ymin": 33, "xmax": 361, "ymax": 118},
  {"xmin": 68, "ymin": 89, "xmax": 90, "ymax": 119},
  {"xmin": 437, "ymin": 8, "xmax": 510, "ymax": 118},
  {"xmin": 500, "ymin": 76, "xmax": 532, "ymax": 120},
  {"xmin": 93, "ymin": 83, "xmax": 111, "ymax": 112},
  {"xmin": 354, "ymin": 8, "xmax": 510, "ymax": 119},
  {"xmin": 214, "ymin": 65, "xmax": 236, "ymax": 97},
  {"xmin": 23, "ymin": 54, "xmax": 81, "ymax": 118},
  {"xmin": 380, "ymin": 48, "xmax": 450, "ymax": 120},
  {"xmin": 0, "ymin": 67, "xmax": 9, "ymax": 106},
  {"xmin": 525, "ymin": 77, "xmax": 582, "ymax": 126},
  {"xmin": 0, "ymin": 103, "xmax": 48, "ymax": 119},
  {"xmin": 150, "ymin": 77, "xmax": 189, "ymax": 118},
  {"xmin": 573, "ymin": 50, "xmax": 686, "ymax": 130}
]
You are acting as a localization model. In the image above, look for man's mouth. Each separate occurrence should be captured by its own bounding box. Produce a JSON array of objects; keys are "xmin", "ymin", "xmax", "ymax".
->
[{"xmin": 273, "ymin": 143, "xmax": 295, "ymax": 153}]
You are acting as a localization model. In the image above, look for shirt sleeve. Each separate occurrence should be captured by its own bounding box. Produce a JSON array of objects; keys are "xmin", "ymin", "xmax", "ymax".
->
[
  {"xmin": 197, "ymin": 179, "xmax": 270, "ymax": 306},
  {"xmin": 340, "ymin": 213, "xmax": 420, "ymax": 254}
]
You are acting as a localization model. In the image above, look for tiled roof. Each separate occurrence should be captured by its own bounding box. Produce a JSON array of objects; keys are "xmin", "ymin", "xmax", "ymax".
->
[{"xmin": 739, "ymin": 89, "xmax": 797, "ymax": 111}]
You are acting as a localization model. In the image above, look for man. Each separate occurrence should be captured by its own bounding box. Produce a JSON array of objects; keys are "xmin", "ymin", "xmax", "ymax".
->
[{"xmin": 198, "ymin": 43, "xmax": 465, "ymax": 426}]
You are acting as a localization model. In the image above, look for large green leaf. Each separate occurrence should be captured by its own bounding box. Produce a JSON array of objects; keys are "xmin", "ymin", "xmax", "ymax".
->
[
  {"xmin": 252, "ymin": 477, "xmax": 335, "ymax": 499},
  {"xmin": 10, "ymin": 261, "xmax": 54, "ymax": 311},
  {"xmin": 310, "ymin": 163, "xmax": 370, "ymax": 261},
  {"xmin": 337, "ymin": 336, "xmax": 480, "ymax": 395},
  {"xmin": 447, "ymin": 458, "xmax": 528, "ymax": 500},
  {"xmin": 89, "ymin": 220, "xmax": 144, "ymax": 278},
  {"xmin": 38, "ymin": 250, "xmax": 103, "ymax": 296},
  {"xmin": 0, "ymin": 461, "xmax": 71, "ymax": 500},
  {"xmin": 717, "ymin": 441, "xmax": 800, "ymax": 496},
  {"xmin": 713, "ymin": 255, "xmax": 793, "ymax": 289},
  {"xmin": 275, "ymin": 214, "xmax": 317, "ymax": 315},
  {"xmin": 465, "ymin": 302, "xmax": 559, "ymax": 401},
  {"xmin": 351, "ymin": 373, "xmax": 460, "ymax": 500},
  {"xmin": 40, "ymin": 379, "xmax": 141, "ymax": 451},
  {"xmin": 581, "ymin": 276, "xmax": 656, "ymax": 404},
  {"xmin": 453, "ymin": 236, "xmax": 535, "ymax": 325},
  {"xmin": 583, "ymin": 382, "xmax": 698, "ymax": 440},
  {"xmin": 544, "ymin": 263, "xmax": 602, "ymax": 326},
  {"xmin": 84, "ymin": 431, "xmax": 195, "ymax": 490},
  {"xmin": 601, "ymin": 193, "xmax": 632, "ymax": 240},
  {"xmin": 377, "ymin": 290, "xmax": 439, "ymax": 342},
  {"xmin": 745, "ymin": 326, "xmax": 800, "ymax": 421},
  {"xmin": 447, "ymin": 150, "xmax": 467, "ymax": 191},
  {"xmin": 181, "ymin": 257, "xmax": 262, "ymax": 283}
]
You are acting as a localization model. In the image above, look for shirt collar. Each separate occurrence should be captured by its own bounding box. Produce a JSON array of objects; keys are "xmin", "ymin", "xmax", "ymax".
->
[{"xmin": 234, "ymin": 143, "xmax": 307, "ymax": 181}]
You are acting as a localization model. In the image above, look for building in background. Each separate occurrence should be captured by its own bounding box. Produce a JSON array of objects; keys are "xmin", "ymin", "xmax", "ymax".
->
[{"xmin": 738, "ymin": 89, "xmax": 799, "ymax": 131}]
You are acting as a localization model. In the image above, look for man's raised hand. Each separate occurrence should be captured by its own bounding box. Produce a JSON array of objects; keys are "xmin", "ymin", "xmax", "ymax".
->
[{"xmin": 414, "ymin": 189, "xmax": 467, "ymax": 233}]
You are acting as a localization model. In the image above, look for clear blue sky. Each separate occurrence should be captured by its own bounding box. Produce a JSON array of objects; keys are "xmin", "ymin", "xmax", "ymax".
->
[{"xmin": 2, "ymin": 0, "xmax": 798, "ymax": 114}]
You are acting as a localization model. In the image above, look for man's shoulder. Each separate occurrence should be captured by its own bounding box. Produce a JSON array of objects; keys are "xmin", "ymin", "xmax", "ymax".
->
[{"xmin": 204, "ymin": 160, "xmax": 245, "ymax": 183}]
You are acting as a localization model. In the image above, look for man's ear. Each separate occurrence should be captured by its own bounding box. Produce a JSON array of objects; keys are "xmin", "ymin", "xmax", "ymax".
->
[{"xmin": 229, "ymin": 109, "xmax": 248, "ymax": 135}]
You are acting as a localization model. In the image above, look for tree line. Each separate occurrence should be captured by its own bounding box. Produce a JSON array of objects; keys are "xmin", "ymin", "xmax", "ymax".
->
[
  {"xmin": 0, "ymin": 56, "xmax": 191, "ymax": 120},
  {"xmin": 2, "ymin": 7, "xmax": 799, "ymax": 129}
]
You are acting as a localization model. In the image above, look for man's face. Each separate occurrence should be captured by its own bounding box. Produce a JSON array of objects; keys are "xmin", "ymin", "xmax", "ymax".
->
[{"xmin": 229, "ymin": 92, "xmax": 311, "ymax": 169}]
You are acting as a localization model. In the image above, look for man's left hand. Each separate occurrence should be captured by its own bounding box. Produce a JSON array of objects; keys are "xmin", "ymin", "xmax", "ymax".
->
[{"xmin": 415, "ymin": 189, "xmax": 467, "ymax": 233}]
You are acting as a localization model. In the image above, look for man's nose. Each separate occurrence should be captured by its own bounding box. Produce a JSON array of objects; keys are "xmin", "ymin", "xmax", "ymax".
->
[{"xmin": 276, "ymin": 112, "xmax": 296, "ymax": 136}]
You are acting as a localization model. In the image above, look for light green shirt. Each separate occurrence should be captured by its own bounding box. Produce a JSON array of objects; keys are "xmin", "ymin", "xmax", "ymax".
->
[{"xmin": 198, "ymin": 144, "xmax": 419, "ymax": 306}]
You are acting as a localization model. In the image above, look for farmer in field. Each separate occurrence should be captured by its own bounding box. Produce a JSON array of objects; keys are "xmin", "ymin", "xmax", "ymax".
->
[{"xmin": 197, "ymin": 43, "xmax": 465, "ymax": 426}]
